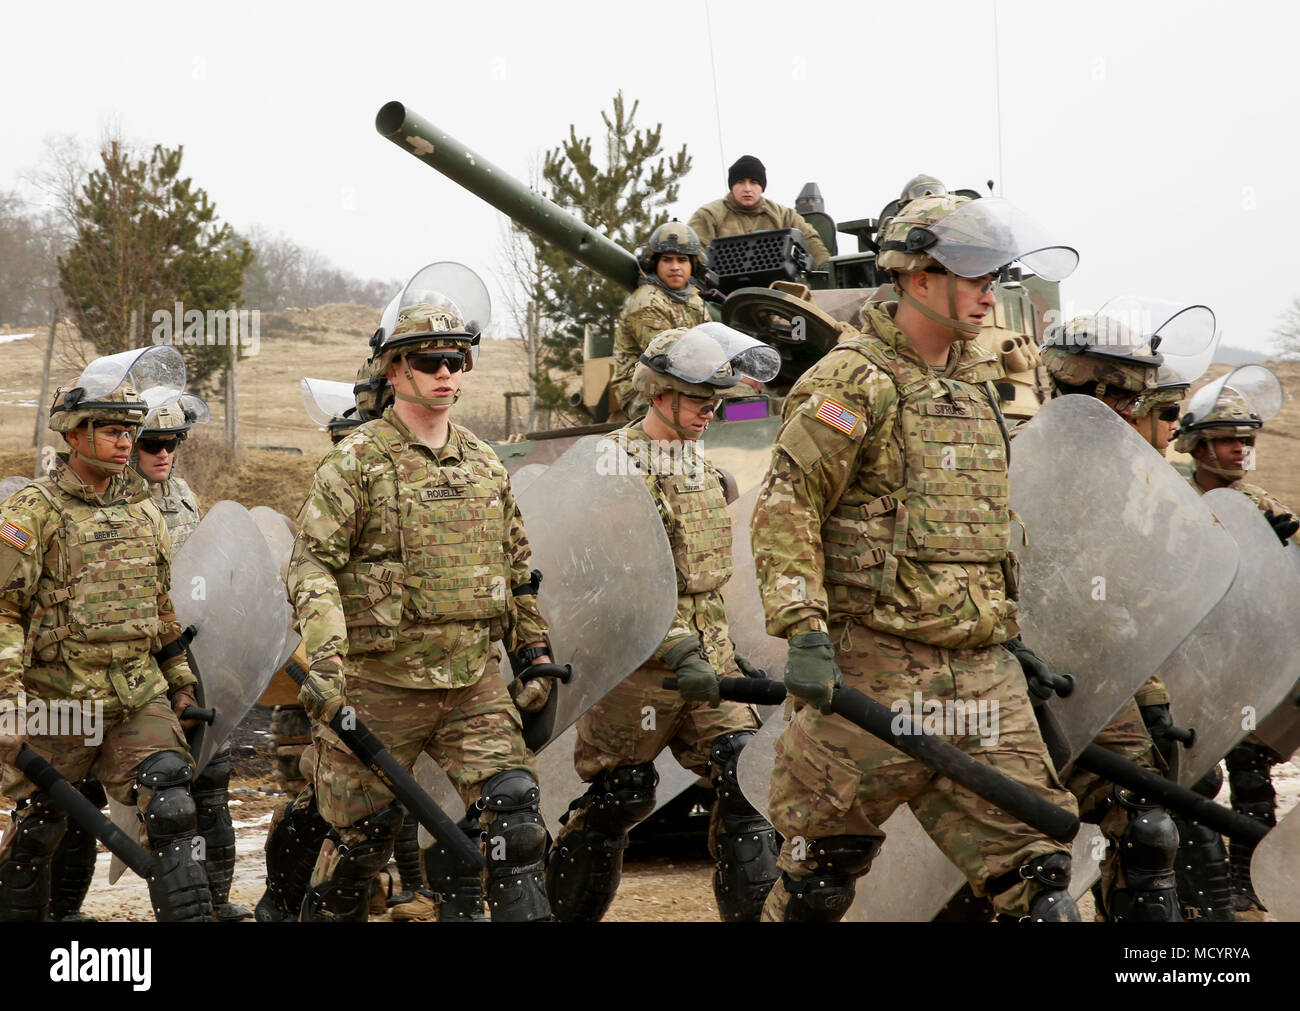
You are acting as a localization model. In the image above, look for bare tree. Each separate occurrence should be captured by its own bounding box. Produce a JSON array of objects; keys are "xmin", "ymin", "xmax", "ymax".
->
[
  {"xmin": 497, "ymin": 176, "xmax": 555, "ymax": 432},
  {"xmin": 1273, "ymin": 297, "xmax": 1300, "ymax": 360}
]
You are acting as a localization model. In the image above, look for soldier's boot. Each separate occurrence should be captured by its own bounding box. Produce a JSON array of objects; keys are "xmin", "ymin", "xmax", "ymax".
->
[
  {"xmin": 138, "ymin": 751, "xmax": 213, "ymax": 922},
  {"xmin": 1226, "ymin": 742, "xmax": 1276, "ymax": 912},
  {"xmin": 387, "ymin": 811, "xmax": 436, "ymax": 920},
  {"xmin": 1106, "ymin": 786, "xmax": 1182, "ymax": 923},
  {"xmin": 1173, "ymin": 765, "xmax": 1234, "ymax": 921},
  {"xmin": 0, "ymin": 794, "xmax": 68, "ymax": 922},
  {"xmin": 479, "ymin": 769, "xmax": 550, "ymax": 922},
  {"xmin": 763, "ymin": 836, "xmax": 881, "ymax": 922},
  {"xmin": 422, "ymin": 812, "xmax": 488, "ymax": 922},
  {"xmin": 255, "ymin": 789, "xmax": 331, "ymax": 922},
  {"xmin": 989, "ymin": 852, "xmax": 1081, "ymax": 922},
  {"xmin": 49, "ymin": 775, "xmax": 106, "ymax": 921},
  {"xmin": 709, "ymin": 731, "xmax": 779, "ymax": 922},
  {"xmin": 301, "ymin": 802, "xmax": 403, "ymax": 922},
  {"xmin": 546, "ymin": 762, "xmax": 658, "ymax": 922},
  {"xmin": 193, "ymin": 745, "xmax": 250, "ymax": 921}
]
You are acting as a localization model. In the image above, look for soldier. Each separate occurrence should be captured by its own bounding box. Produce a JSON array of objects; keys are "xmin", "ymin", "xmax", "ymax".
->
[
  {"xmin": 547, "ymin": 324, "xmax": 782, "ymax": 922},
  {"xmin": 0, "ymin": 347, "xmax": 212, "ymax": 922},
  {"xmin": 289, "ymin": 262, "xmax": 557, "ymax": 922},
  {"xmin": 689, "ymin": 155, "xmax": 831, "ymax": 268},
  {"xmin": 750, "ymin": 193, "xmax": 1082, "ymax": 921},
  {"xmin": 1174, "ymin": 365, "xmax": 1296, "ymax": 912},
  {"xmin": 1040, "ymin": 301, "xmax": 1218, "ymax": 921},
  {"xmin": 609, "ymin": 222, "xmax": 711, "ymax": 420}
]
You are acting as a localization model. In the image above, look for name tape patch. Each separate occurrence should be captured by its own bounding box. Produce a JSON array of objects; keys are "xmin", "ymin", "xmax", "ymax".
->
[{"xmin": 814, "ymin": 398, "xmax": 861, "ymax": 436}]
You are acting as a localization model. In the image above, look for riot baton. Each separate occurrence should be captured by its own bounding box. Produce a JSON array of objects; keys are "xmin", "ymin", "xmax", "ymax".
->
[
  {"xmin": 284, "ymin": 660, "xmax": 484, "ymax": 871},
  {"xmin": 14, "ymin": 747, "xmax": 155, "ymax": 879},
  {"xmin": 664, "ymin": 676, "xmax": 1080, "ymax": 843}
]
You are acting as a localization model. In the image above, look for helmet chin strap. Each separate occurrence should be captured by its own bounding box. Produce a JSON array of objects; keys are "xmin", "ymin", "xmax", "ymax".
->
[
  {"xmin": 394, "ymin": 354, "xmax": 459, "ymax": 408},
  {"xmin": 898, "ymin": 273, "xmax": 982, "ymax": 340},
  {"xmin": 72, "ymin": 419, "xmax": 128, "ymax": 474},
  {"xmin": 1190, "ymin": 432, "xmax": 1250, "ymax": 481},
  {"xmin": 650, "ymin": 390, "xmax": 700, "ymax": 440}
]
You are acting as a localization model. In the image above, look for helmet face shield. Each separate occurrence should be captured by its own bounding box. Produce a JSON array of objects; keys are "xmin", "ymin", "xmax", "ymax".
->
[
  {"xmin": 301, "ymin": 377, "xmax": 359, "ymax": 427},
  {"xmin": 376, "ymin": 262, "xmax": 491, "ymax": 355},
  {"xmin": 923, "ymin": 198, "xmax": 1078, "ymax": 281},
  {"xmin": 74, "ymin": 346, "xmax": 186, "ymax": 408},
  {"xmin": 1095, "ymin": 296, "xmax": 1218, "ymax": 386},
  {"xmin": 654, "ymin": 323, "xmax": 781, "ymax": 385},
  {"xmin": 1182, "ymin": 365, "xmax": 1284, "ymax": 432},
  {"xmin": 142, "ymin": 391, "xmax": 210, "ymax": 434}
]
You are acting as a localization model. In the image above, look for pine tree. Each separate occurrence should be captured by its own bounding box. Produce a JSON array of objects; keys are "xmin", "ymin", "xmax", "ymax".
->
[
  {"xmin": 57, "ymin": 141, "xmax": 254, "ymax": 394},
  {"xmin": 523, "ymin": 92, "xmax": 691, "ymax": 414}
]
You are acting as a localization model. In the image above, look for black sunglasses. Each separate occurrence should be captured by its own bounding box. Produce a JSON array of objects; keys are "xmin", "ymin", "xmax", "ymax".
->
[
  {"xmin": 1156, "ymin": 404, "xmax": 1180, "ymax": 423},
  {"xmin": 407, "ymin": 351, "xmax": 466, "ymax": 374},
  {"xmin": 137, "ymin": 437, "xmax": 180, "ymax": 455}
]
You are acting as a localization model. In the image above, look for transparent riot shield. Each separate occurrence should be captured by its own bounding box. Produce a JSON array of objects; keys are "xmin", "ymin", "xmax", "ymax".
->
[
  {"xmin": 1010, "ymin": 396, "xmax": 1239, "ymax": 764},
  {"xmin": 249, "ymin": 505, "xmax": 296, "ymax": 585},
  {"xmin": 1254, "ymin": 543, "xmax": 1300, "ymax": 760},
  {"xmin": 1252, "ymin": 806, "xmax": 1300, "ymax": 921},
  {"xmin": 1156, "ymin": 489, "xmax": 1300, "ymax": 786},
  {"xmin": 509, "ymin": 434, "xmax": 678, "ymax": 749},
  {"xmin": 510, "ymin": 463, "xmax": 548, "ymax": 498},
  {"xmin": 0, "ymin": 475, "xmax": 31, "ymax": 501},
  {"xmin": 724, "ymin": 485, "xmax": 786, "ymax": 675}
]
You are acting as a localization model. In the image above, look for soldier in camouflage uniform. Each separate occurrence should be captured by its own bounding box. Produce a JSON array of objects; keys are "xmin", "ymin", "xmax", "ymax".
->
[
  {"xmin": 750, "ymin": 193, "xmax": 1082, "ymax": 921},
  {"xmin": 1174, "ymin": 366, "xmax": 1297, "ymax": 913},
  {"xmin": 547, "ymin": 324, "xmax": 782, "ymax": 922},
  {"xmin": 0, "ymin": 348, "xmax": 212, "ymax": 922},
  {"xmin": 289, "ymin": 263, "xmax": 557, "ymax": 922},
  {"xmin": 610, "ymin": 222, "xmax": 711, "ymax": 420},
  {"xmin": 1040, "ymin": 307, "xmax": 1213, "ymax": 922},
  {"xmin": 689, "ymin": 155, "xmax": 831, "ymax": 268}
]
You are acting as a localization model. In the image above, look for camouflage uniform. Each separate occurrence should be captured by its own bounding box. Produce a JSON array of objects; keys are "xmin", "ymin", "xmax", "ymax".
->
[
  {"xmin": 751, "ymin": 301, "xmax": 1078, "ymax": 920},
  {"xmin": 610, "ymin": 282, "xmax": 709, "ymax": 419},
  {"xmin": 689, "ymin": 194, "xmax": 831, "ymax": 268},
  {"xmin": 0, "ymin": 458, "xmax": 210, "ymax": 921},
  {"xmin": 290, "ymin": 406, "xmax": 549, "ymax": 920},
  {"xmin": 147, "ymin": 475, "xmax": 200, "ymax": 547}
]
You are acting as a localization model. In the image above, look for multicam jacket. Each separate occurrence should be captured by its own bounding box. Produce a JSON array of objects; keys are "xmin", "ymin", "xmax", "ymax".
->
[
  {"xmin": 148, "ymin": 475, "xmax": 201, "ymax": 550},
  {"xmin": 610, "ymin": 283, "xmax": 710, "ymax": 417},
  {"xmin": 751, "ymin": 302, "xmax": 1019, "ymax": 650},
  {"xmin": 0, "ymin": 457, "xmax": 196, "ymax": 712},
  {"xmin": 288, "ymin": 408, "xmax": 548, "ymax": 690}
]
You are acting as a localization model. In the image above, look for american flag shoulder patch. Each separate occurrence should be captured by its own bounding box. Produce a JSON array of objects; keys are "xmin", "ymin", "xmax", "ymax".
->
[
  {"xmin": 813, "ymin": 398, "xmax": 861, "ymax": 437},
  {"xmin": 1, "ymin": 520, "xmax": 33, "ymax": 552}
]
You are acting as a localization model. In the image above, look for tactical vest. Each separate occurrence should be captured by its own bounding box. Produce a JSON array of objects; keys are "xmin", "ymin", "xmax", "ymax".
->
[
  {"xmin": 26, "ymin": 481, "xmax": 163, "ymax": 661},
  {"xmin": 613, "ymin": 429, "xmax": 732, "ymax": 595},
  {"xmin": 150, "ymin": 476, "xmax": 200, "ymax": 550},
  {"xmin": 821, "ymin": 340, "xmax": 1012, "ymax": 602},
  {"xmin": 336, "ymin": 426, "xmax": 510, "ymax": 631}
]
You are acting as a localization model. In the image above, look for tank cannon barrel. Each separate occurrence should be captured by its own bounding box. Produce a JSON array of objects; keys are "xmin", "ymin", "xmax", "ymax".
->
[{"xmin": 376, "ymin": 101, "xmax": 640, "ymax": 293}]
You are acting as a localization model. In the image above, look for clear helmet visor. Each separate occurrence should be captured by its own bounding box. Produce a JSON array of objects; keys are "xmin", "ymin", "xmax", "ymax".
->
[
  {"xmin": 376, "ymin": 262, "xmax": 491, "ymax": 349},
  {"xmin": 75, "ymin": 346, "xmax": 186, "ymax": 404},
  {"xmin": 663, "ymin": 322, "xmax": 781, "ymax": 384},
  {"xmin": 142, "ymin": 390, "xmax": 210, "ymax": 430},
  {"xmin": 300, "ymin": 377, "xmax": 359, "ymax": 426},
  {"xmin": 1183, "ymin": 365, "xmax": 1284, "ymax": 428},
  {"xmin": 924, "ymin": 197, "xmax": 1079, "ymax": 281},
  {"xmin": 1096, "ymin": 296, "xmax": 1218, "ymax": 385}
]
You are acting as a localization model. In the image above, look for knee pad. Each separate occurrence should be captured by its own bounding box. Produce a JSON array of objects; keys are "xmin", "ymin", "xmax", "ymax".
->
[
  {"xmin": 709, "ymin": 732, "xmax": 778, "ymax": 922},
  {"xmin": 777, "ymin": 836, "xmax": 882, "ymax": 923},
  {"xmin": 1015, "ymin": 852, "xmax": 1081, "ymax": 922},
  {"xmin": 1173, "ymin": 815, "xmax": 1234, "ymax": 921},
  {"xmin": 138, "ymin": 751, "xmax": 197, "ymax": 850},
  {"xmin": 422, "ymin": 812, "xmax": 488, "ymax": 922},
  {"xmin": 1111, "ymin": 794, "xmax": 1181, "ymax": 923},
  {"xmin": 582, "ymin": 763, "xmax": 659, "ymax": 837},
  {"xmin": 1189, "ymin": 764, "xmax": 1223, "ymax": 800},
  {"xmin": 257, "ymin": 791, "xmax": 331, "ymax": 923},
  {"xmin": 479, "ymin": 770, "xmax": 549, "ymax": 922},
  {"xmin": 0, "ymin": 796, "xmax": 68, "ymax": 922},
  {"xmin": 303, "ymin": 802, "xmax": 404, "ymax": 922}
]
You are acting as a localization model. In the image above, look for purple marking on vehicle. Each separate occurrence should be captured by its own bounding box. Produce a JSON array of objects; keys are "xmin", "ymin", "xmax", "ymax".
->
[{"xmin": 723, "ymin": 400, "xmax": 768, "ymax": 422}]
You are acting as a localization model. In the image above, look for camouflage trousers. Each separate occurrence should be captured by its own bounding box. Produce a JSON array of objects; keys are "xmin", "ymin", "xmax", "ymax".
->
[
  {"xmin": 0, "ymin": 693, "xmax": 191, "ymax": 858},
  {"xmin": 563, "ymin": 665, "xmax": 761, "ymax": 855},
  {"xmin": 1063, "ymin": 695, "xmax": 1163, "ymax": 911},
  {"xmin": 763, "ymin": 625, "xmax": 1076, "ymax": 920},
  {"xmin": 311, "ymin": 662, "xmax": 534, "ymax": 858}
]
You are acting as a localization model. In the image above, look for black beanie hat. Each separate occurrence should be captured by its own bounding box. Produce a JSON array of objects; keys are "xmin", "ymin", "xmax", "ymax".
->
[{"xmin": 728, "ymin": 155, "xmax": 767, "ymax": 191}]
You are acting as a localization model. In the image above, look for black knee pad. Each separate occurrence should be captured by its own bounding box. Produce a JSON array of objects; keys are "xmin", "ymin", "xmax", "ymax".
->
[
  {"xmin": 479, "ymin": 770, "xmax": 549, "ymax": 923},
  {"xmin": 303, "ymin": 802, "xmax": 404, "ymax": 922},
  {"xmin": 778, "ymin": 836, "xmax": 882, "ymax": 923},
  {"xmin": 257, "ymin": 791, "xmax": 331, "ymax": 922},
  {"xmin": 582, "ymin": 763, "xmax": 659, "ymax": 837},
  {"xmin": 1111, "ymin": 793, "xmax": 1181, "ymax": 923},
  {"xmin": 138, "ymin": 751, "xmax": 197, "ymax": 849},
  {"xmin": 709, "ymin": 732, "xmax": 778, "ymax": 922},
  {"xmin": 422, "ymin": 813, "xmax": 487, "ymax": 922},
  {"xmin": 0, "ymin": 796, "xmax": 68, "ymax": 923},
  {"xmin": 1173, "ymin": 815, "xmax": 1234, "ymax": 921},
  {"xmin": 1189, "ymin": 764, "xmax": 1223, "ymax": 800},
  {"xmin": 1016, "ymin": 852, "xmax": 1081, "ymax": 922}
]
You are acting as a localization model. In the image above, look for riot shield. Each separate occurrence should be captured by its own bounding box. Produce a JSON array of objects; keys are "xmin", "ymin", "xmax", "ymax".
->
[
  {"xmin": 1009, "ymin": 396, "xmax": 1238, "ymax": 764},
  {"xmin": 249, "ymin": 505, "xmax": 297, "ymax": 584},
  {"xmin": 1251, "ymin": 806, "xmax": 1300, "ymax": 921},
  {"xmin": 1155, "ymin": 488, "xmax": 1300, "ymax": 786},
  {"xmin": 723, "ymin": 485, "xmax": 786, "ymax": 675},
  {"xmin": 0, "ymin": 475, "xmax": 31, "ymax": 501},
  {"xmin": 413, "ymin": 753, "xmax": 468, "ymax": 848},
  {"xmin": 510, "ymin": 463, "xmax": 548, "ymax": 498},
  {"xmin": 1254, "ymin": 543, "xmax": 1300, "ymax": 759},
  {"xmin": 509, "ymin": 434, "xmax": 677, "ymax": 748}
]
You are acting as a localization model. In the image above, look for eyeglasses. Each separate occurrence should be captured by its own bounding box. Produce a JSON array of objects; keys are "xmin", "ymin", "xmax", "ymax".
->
[
  {"xmin": 925, "ymin": 267, "xmax": 1001, "ymax": 294},
  {"xmin": 1156, "ymin": 404, "xmax": 1180, "ymax": 423},
  {"xmin": 680, "ymin": 396, "xmax": 723, "ymax": 416},
  {"xmin": 138, "ymin": 437, "xmax": 180, "ymax": 455},
  {"xmin": 407, "ymin": 351, "xmax": 466, "ymax": 374},
  {"xmin": 94, "ymin": 426, "xmax": 136, "ymax": 444}
]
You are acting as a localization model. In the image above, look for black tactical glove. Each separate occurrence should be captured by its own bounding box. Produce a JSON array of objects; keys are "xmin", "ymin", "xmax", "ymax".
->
[
  {"xmin": 1264, "ymin": 509, "xmax": 1299, "ymax": 544},
  {"xmin": 784, "ymin": 631, "xmax": 842, "ymax": 714},
  {"xmin": 1002, "ymin": 637, "xmax": 1070, "ymax": 704},
  {"xmin": 662, "ymin": 637, "xmax": 720, "ymax": 707},
  {"xmin": 1139, "ymin": 703, "xmax": 1177, "ymax": 764},
  {"xmin": 733, "ymin": 653, "xmax": 768, "ymax": 679}
]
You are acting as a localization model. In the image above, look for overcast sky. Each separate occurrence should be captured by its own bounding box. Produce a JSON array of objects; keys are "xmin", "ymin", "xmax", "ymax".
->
[{"xmin": 3, "ymin": 0, "xmax": 1296, "ymax": 354}]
